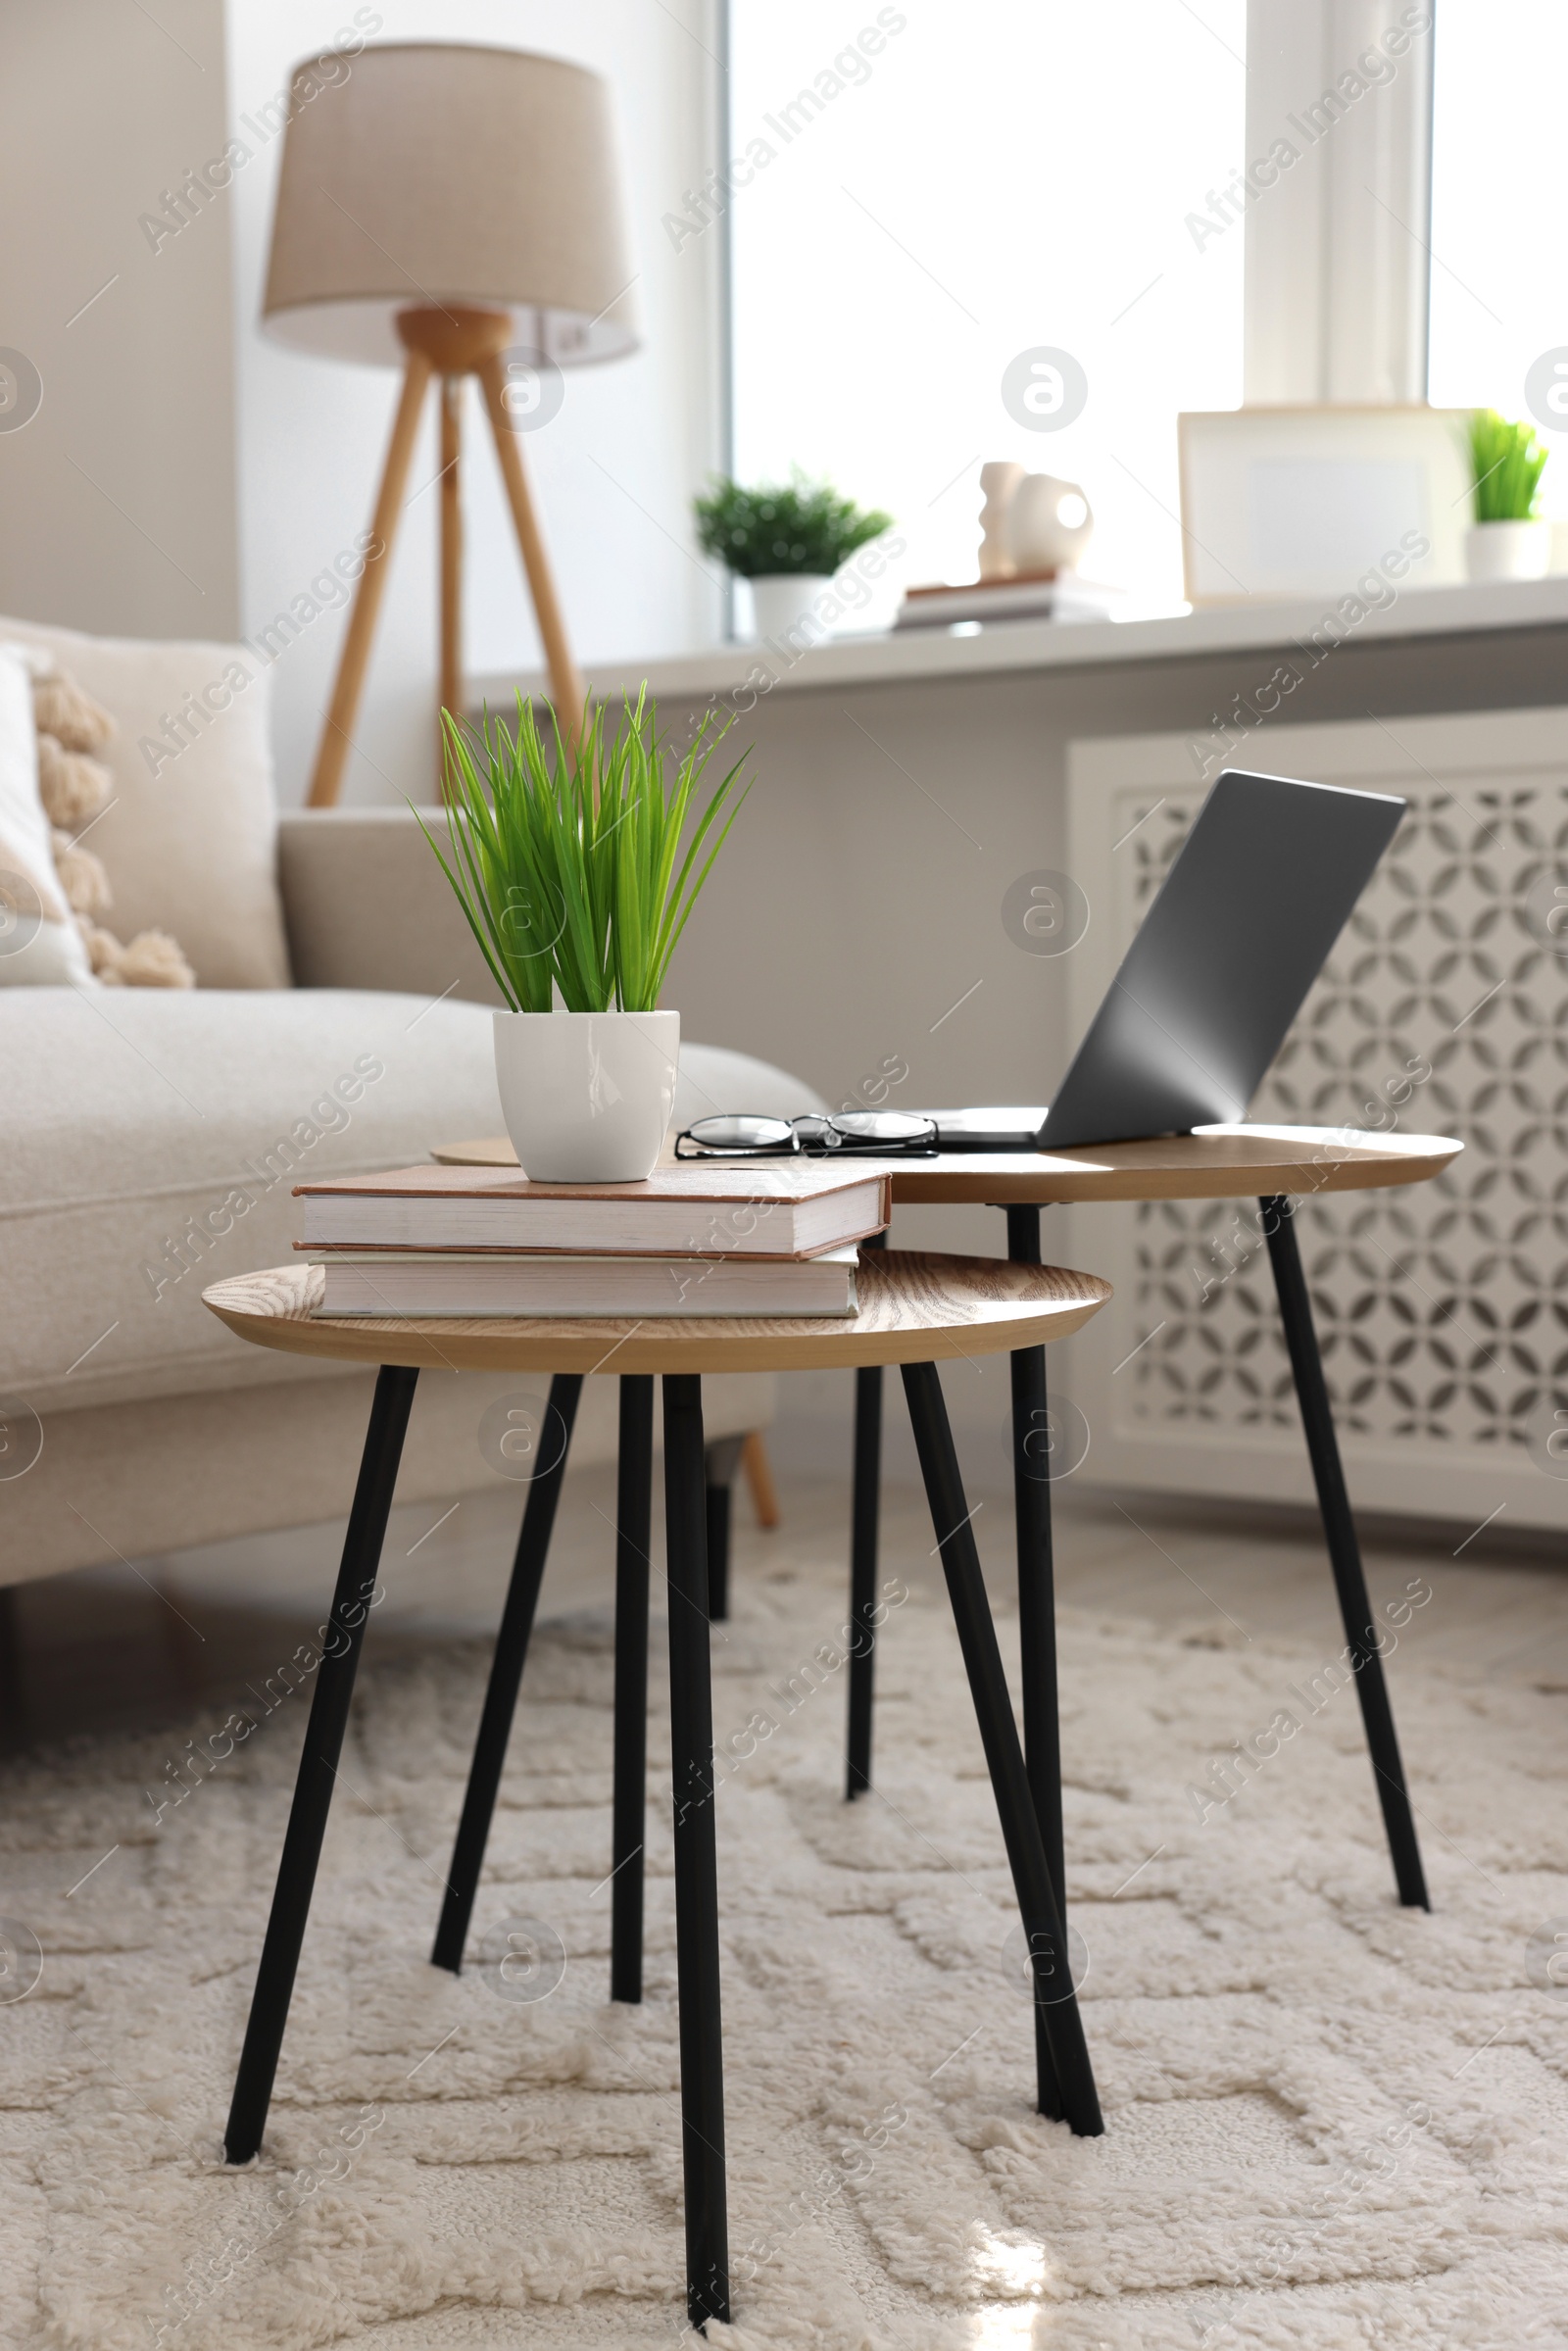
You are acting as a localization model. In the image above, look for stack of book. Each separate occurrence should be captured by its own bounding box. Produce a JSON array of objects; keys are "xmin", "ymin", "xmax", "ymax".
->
[
  {"xmin": 294, "ymin": 1160, "xmax": 891, "ymax": 1318},
  {"xmin": 894, "ymin": 570, "xmax": 1118, "ymax": 630}
]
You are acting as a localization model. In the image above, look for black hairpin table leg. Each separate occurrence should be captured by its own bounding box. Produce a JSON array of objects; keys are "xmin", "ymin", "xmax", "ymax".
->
[
  {"xmin": 1003, "ymin": 1202, "xmax": 1067, "ymax": 2123},
  {"xmin": 704, "ymin": 1436, "xmax": 744, "ymax": 1625},
  {"xmin": 226, "ymin": 1362, "xmax": 418, "ymax": 2164},
  {"xmin": 846, "ymin": 1229, "xmax": 887, "ymax": 1797},
  {"xmin": 901, "ymin": 1359, "xmax": 1102, "ymax": 2134},
  {"xmin": 662, "ymin": 1373, "xmax": 729, "ymax": 2331},
  {"xmin": 0, "ymin": 1585, "xmax": 24, "ymax": 1752},
  {"xmin": 1259, "ymin": 1197, "xmax": 1430, "ymax": 1910},
  {"xmin": 612, "ymin": 1375, "xmax": 654, "ymax": 2004},
  {"xmin": 431, "ymin": 1372, "xmax": 584, "ymax": 1973}
]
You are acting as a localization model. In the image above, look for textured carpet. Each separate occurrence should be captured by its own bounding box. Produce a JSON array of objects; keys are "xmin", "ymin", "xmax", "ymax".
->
[{"xmin": 4, "ymin": 1533, "xmax": 1568, "ymax": 2351}]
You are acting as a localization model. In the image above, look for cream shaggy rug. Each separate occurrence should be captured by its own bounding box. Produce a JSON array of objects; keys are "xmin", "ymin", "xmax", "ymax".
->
[{"xmin": 4, "ymin": 1532, "xmax": 1568, "ymax": 2350}]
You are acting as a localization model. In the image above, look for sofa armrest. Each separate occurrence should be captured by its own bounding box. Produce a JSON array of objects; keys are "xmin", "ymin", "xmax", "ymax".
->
[{"xmin": 277, "ymin": 808, "xmax": 503, "ymax": 1003}]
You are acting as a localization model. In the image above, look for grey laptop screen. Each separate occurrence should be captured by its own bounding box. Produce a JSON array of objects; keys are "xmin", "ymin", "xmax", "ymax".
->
[{"xmin": 1036, "ymin": 768, "xmax": 1405, "ymax": 1151}]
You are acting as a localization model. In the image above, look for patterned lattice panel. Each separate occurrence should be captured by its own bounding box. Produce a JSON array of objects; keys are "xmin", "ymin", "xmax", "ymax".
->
[{"xmin": 1064, "ymin": 712, "xmax": 1568, "ymax": 1527}]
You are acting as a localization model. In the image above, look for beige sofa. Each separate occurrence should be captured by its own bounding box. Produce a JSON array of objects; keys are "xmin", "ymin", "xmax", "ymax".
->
[{"xmin": 2, "ymin": 775, "xmax": 822, "ymax": 1589}]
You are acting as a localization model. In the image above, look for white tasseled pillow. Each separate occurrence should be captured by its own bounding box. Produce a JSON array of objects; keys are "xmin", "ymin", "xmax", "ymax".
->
[
  {"xmin": 0, "ymin": 646, "xmax": 95, "ymax": 987},
  {"xmin": 0, "ymin": 613, "xmax": 290, "ymax": 989}
]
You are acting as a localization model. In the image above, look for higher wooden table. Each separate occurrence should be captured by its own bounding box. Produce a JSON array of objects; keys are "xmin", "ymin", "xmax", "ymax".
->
[
  {"xmin": 431, "ymin": 1119, "xmax": 1460, "ymax": 1203},
  {"xmin": 431, "ymin": 1124, "xmax": 1463, "ymax": 1956},
  {"xmin": 205, "ymin": 1250, "xmax": 1110, "ymax": 2335}
]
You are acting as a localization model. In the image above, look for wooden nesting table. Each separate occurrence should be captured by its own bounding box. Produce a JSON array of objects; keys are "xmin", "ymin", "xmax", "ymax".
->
[
  {"xmin": 204, "ymin": 1248, "xmax": 1111, "ymax": 2334},
  {"xmin": 430, "ymin": 1122, "xmax": 1462, "ymax": 2123}
]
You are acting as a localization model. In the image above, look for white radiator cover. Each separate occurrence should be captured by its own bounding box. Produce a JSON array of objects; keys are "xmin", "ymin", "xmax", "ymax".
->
[{"xmin": 1061, "ymin": 707, "xmax": 1568, "ymax": 1532}]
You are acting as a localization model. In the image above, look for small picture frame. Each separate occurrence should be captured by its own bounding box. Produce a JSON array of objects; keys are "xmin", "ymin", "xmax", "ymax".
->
[{"xmin": 1177, "ymin": 405, "xmax": 1472, "ymax": 604}]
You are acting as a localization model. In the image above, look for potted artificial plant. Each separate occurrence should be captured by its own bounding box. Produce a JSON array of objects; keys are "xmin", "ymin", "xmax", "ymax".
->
[
  {"xmin": 694, "ymin": 472, "xmax": 893, "ymax": 642},
  {"xmin": 1465, "ymin": 410, "xmax": 1550, "ymax": 581},
  {"xmin": 420, "ymin": 691, "xmax": 750, "ymax": 1182}
]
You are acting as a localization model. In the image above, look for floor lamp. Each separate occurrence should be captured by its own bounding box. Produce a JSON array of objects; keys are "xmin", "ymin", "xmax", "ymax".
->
[{"xmin": 260, "ymin": 41, "xmax": 641, "ymax": 806}]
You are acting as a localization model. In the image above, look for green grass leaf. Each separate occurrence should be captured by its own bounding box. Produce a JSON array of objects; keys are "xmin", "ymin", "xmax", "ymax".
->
[{"xmin": 416, "ymin": 688, "xmax": 752, "ymax": 1017}]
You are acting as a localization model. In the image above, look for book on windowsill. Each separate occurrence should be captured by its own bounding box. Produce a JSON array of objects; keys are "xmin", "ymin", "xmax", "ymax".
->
[
  {"xmin": 293, "ymin": 1159, "xmax": 889, "ymax": 1259},
  {"xmin": 894, "ymin": 570, "xmax": 1120, "ymax": 630},
  {"xmin": 308, "ymin": 1245, "xmax": 860, "ymax": 1319}
]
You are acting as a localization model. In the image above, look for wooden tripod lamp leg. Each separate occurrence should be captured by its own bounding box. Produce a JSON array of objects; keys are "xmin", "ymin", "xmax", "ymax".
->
[
  {"xmin": 741, "ymin": 1432, "xmax": 781, "ymax": 1529},
  {"xmin": 307, "ymin": 350, "xmax": 433, "ymax": 809},
  {"xmin": 476, "ymin": 350, "xmax": 587, "ymax": 743},
  {"xmin": 439, "ymin": 374, "xmax": 463, "ymax": 745}
]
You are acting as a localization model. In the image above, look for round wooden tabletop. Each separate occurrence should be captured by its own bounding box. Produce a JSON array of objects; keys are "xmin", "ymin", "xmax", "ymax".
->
[
  {"xmin": 203, "ymin": 1251, "xmax": 1111, "ymax": 1376},
  {"xmin": 429, "ymin": 1123, "xmax": 1461, "ymax": 1206}
]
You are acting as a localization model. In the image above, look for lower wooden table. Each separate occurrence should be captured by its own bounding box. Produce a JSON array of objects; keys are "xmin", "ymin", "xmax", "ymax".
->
[
  {"xmin": 204, "ymin": 1249, "xmax": 1111, "ymax": 2333},
  {"xmin": 433, "ymin": 1122, "xmax": 1462, "ymax": 2118}
]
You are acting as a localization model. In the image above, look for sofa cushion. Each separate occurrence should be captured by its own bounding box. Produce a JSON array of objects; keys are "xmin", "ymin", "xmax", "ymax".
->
[
  {"xmin": 1, "ymin": 996, "xmax": 826, "ymax": 1419},
  {"xmin": 0, "ymin": 614, "xmax": 290, "ymax": 990},
  {"xmin": 670, "ymin": 1042, "xmax": 828, "ymax": 1127},
  {"xmin": 1, "ymin": 1362, "xmax": 777, "ymax": 1587},
  {"xmin": 1, "ymin": 987, "xmax": 505, "ymax": 1415}
]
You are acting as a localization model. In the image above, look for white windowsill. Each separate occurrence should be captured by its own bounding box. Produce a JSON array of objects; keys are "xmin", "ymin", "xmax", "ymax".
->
[{"xmin": 473, "ymin": 574, "xmax": 1568, "ymax": 710}]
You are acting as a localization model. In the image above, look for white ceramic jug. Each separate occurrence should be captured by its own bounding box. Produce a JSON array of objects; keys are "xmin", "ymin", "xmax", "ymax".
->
[{"xmin": 1006, "ymin": 473, "xmax": 1094, "ymax": 574}]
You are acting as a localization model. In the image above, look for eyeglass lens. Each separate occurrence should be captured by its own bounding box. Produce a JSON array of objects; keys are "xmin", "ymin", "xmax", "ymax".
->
[
  {"xmin": 685, "ymin": 1115, "xmax": 795, "ymax": 1149},
  {"xmin": 832, "ymin": 1112, "xmax": 934, "ymax": 1142}
]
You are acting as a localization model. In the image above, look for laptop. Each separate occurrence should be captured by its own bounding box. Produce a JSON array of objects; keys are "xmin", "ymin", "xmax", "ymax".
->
[{"xmin": 924, "ymin": 768, "xmax": 1405, "ymax": 1152}]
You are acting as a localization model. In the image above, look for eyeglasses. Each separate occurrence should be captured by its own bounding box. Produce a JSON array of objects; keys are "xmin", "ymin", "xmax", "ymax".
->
[{"xmin": 674, "ymin": 1111, "xmax": 938, "ymax": 1158}]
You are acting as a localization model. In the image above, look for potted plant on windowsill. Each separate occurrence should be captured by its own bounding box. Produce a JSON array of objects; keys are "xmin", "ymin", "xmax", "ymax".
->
[
  {"xmin": 695, "ymin": 472, "xmax": 893, "ymax": 642},
  {"xmin": 1465, "ymin": 410, "xmax": 1550, "ymax": 581},
  {"xmin": 418, "ymin": 691, "xmax": 751, "ymax": 1181}
]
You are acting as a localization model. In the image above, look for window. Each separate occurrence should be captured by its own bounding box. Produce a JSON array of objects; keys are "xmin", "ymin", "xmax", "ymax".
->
[
  {"xmin": 725, "ymin": 1, "xmax": 1248, "ymax": 623},
  {"xmin": 1428, "ymin": 0, "xmax": 1568, "ymax": 528}
]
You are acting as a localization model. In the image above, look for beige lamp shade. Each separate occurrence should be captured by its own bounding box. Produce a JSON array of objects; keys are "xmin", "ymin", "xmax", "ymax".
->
[{"xmin": 262, "ymin": 42, "xmax": 641, "ymax": 368}]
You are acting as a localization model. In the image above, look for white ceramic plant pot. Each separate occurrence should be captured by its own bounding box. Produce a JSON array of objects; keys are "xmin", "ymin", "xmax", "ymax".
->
[
  {"xmin": 1464, "ymin": 518, "xmax": 1550, "ymax": 581},
  {"xmin": 494, "ymin": 1009, "xmax": 680, "ymax": 1183},
  {"xmin": 747, "ymin": 573, "xmax": 833, "ymax": 642}
]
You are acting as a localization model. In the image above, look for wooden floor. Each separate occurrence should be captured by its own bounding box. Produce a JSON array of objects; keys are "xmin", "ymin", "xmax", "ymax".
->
[{"xmin": 5, "ymin": 1465, "xmax": 1567, "ymax": 1754}]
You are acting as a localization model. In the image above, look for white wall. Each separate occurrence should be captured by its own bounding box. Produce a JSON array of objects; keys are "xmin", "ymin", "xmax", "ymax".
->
[
  {"xmin": 0, "ymin": 0, "xmax": 239, "ymax": 639},
  {"xmin": 224, "ymin": 1, "xmax": 725, "ymax": 806},
  {"xmin": 0, "ymin": 4, "xmax": 720, "ymax": 805}
]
